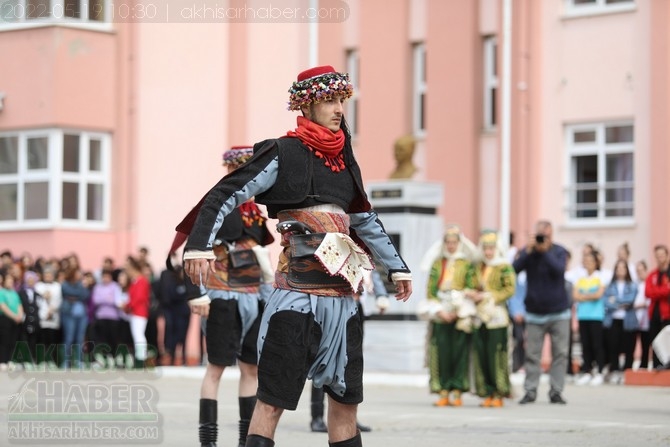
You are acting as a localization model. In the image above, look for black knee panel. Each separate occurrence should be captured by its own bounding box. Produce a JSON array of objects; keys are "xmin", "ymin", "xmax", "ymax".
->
[
  {"xmin": 246, "ymin": 434, "xmax": 275, "ymax": 447},
  {"xmin": 329, "ymin": 432, "xmax": 362, "ymax": 447}
]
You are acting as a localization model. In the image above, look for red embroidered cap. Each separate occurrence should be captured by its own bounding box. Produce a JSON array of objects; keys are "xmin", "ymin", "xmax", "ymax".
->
[{"xmin": 297, "ymin": 65, "xmax": 338, "ymax": 82}]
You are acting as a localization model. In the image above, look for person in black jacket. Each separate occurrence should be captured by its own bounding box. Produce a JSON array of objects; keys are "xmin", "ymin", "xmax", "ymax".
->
[
  {"xmin": 513, "ymin": 220, "xmax": 570, "ymax": 405},
  {"xmin": 18, "ymin": 270, "xmax": 42, "ymax": 365},
  {"xmin": 157, "ymin": 262, "xmax": 191, "ymax": 366}
]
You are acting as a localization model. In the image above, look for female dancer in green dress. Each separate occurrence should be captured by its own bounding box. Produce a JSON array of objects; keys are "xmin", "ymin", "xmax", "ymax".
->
[
  {"xmin": 420, "ymin": 225, "xmax": 477, "ymax": 407},
  {"xmin": 468, "ymin": 231, "xmax": 516, "ymax": 407}
]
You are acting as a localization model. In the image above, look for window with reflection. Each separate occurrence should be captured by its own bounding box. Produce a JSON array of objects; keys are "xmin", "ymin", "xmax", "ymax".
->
[
  {"xmin": 566, "ymin": 122, "xmax": 634, "ymax": 222},
  {"xmin": 0, "ymin": 129, "xmax": 110, "ymax": 228}
]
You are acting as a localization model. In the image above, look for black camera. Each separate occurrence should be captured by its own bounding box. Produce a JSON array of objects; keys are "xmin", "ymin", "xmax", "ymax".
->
[{"xmin": 535, "ymin": 234, "xmax": 545, "ymax": 244}]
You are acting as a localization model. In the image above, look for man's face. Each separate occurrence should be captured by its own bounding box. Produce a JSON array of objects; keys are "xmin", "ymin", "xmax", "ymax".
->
[
  {"xmin": 532, "ymin": 222, "xmax": 553, "ymax": 253},
  {"xmin": 536, "ymin": 223, "xmax": 552, "ymax": 244},
  {"xmin": 304, "ymin": 96, "xmax": 345, "ymax": 132},
  {"xmin": 655, "ymin": 248, "xmax": 669, "ymax": 267}
]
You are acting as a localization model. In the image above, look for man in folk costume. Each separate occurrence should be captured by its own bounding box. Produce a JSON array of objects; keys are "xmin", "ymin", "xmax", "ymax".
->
[
  {"xmin": 170, "ymin": 146, "xmax": 275, "ymax": 447},
  {"xmin": 466, "ymin": 231, "xmax": 516, "ymax": 408},
  {"xmin": 418, "ymin": 225, "xmax": 477, "ymax": 407},
  {"xmin": 180, "ymin": 66, "xmax": 412, "ymax": 447}
]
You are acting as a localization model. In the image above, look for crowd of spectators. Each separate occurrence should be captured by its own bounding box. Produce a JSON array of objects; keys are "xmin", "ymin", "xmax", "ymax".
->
[
  {"xmin": 0, "ymin": 248, "xmax": 192, "ymax": 371},
  {"xmin": 510, "ymin": 239, "xmax": 670, "ymax": 388},
  {"xmin": 1, "ymin": 236, "xmax": 668, "ymax": 379}
]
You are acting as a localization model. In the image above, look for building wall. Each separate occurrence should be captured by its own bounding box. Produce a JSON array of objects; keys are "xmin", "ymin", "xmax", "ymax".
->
[
  {"xmin": 539, "ymin": 2, "xmax": 651, "ymax": 264},
  {"xmin": 0, "ymin": 27, "xmax": 116, "ymax": 129},
  {"xmin": 134, "ymin": 19, "xmax": 321, "ymax": 267},
  {"xmin": 508, "ymin": 0, "xmax": 536, "ymax": 243},
  {"xmin": 0, "ymin": 25, "xmax": 129, "ymax": 269},
  {"xmin": 1, "ymin": 0, "xmax": 668, "ymax": 274},
  {"xmin": 134, "ymin": 23, "xmax": 230, "ymax": 267},
  {"xmin": 425, "ymin": 0, "xmax": 480, "ymax": 233},
  {"xmin": 649, "ymin": 0, "xmax": 670, "ymax": 255},
  {"xmin": 354, "ymin": 0, "xmax": 412, "ymax": 181}
]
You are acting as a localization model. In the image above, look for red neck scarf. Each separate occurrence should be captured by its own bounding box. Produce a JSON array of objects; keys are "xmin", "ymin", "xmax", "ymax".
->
[{"xmin": 284, "ymin": 116, "xmax": 346, "ymax": 172}]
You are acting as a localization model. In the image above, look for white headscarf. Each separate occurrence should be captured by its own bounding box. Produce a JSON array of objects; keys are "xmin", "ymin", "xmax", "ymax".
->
[
  {"xmin": 477, "ymin": 231, "xmax": 508, "ymax": 267},
  {"xmin": 420, "ymin": 224, "xmax": 478, "ymax": 272}
]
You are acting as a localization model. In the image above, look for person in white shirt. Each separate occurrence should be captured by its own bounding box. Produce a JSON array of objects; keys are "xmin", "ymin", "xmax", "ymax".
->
[
  {"xmin": 616, "ymin": 242, "xmax": 638, "ymax": 283},
  {"xmin": 34, "ymin": 268, "xmax": 62, "ymax": 367}
]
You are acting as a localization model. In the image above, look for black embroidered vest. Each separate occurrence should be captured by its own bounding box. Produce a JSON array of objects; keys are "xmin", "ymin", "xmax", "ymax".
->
[
  {"xmin": 215, "ymin": 208, "xmax": 267, "ymax": 245},
  {"xmin": 255, "ymin": 138, "xmax": 371, "ymax": 218}
]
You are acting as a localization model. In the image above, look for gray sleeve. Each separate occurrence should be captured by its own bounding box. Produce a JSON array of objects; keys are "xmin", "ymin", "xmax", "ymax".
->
[
  {"xmin": 371, "ymin": 270, "xmax": 388, "ymax": 297},
  {"xmin": 204, "ymin": 158, "xmax": 278, "ymax": 249},
  {"xmin": 349, "ymin": 211, "xmax": 411, "ymax": 279}
]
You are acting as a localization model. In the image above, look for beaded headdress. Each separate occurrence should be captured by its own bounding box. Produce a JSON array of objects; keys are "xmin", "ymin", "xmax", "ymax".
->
[
  {"xmin": 222, "ymin": 146, "xmax": 254, "ymax": 167},
  {"xmin": 288, "ymin": 65, "xmax": 354, "ymax": 111}
]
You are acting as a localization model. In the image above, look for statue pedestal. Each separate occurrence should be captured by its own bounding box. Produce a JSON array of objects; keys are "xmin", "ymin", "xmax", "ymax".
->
[
  {"xmin": 363, "ymin": 180, "xmax": 443, "ymax": 373},
  {"xmin": 366, "ymin": 180, "xmax": 444, "ymax": 316}
]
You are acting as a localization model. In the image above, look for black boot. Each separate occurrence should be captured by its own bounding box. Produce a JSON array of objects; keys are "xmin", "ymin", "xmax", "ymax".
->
[
  {"xmin": 310, "ymin": 386, "xmax": 327, "ymax": 432},
  {"xmin": 329, "ymin": 432, "xmax": 362, "ymax": 447},
  {"xmin": 199, "ymin": 398, "xmax": 217, "ymax": 447},
  {"xmin": 245, "ymin": 434, "xmax": 275, "ymax": 447},
  {"xmin": 238, "ymin": 396, "xmax": 256, "ymax": 447}
]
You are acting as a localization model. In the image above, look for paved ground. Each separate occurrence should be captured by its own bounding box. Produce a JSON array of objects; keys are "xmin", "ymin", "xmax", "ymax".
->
[{"xmin": 1, "ymin": 366, "xmax": 669, "ymax": 447}]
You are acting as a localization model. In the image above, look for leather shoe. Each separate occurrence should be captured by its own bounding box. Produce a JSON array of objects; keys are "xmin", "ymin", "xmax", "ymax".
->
[
  {"xmin": 518, "ymin": 392, "xmax": 536, "ymax": 405},
  {"xmin": 356, "ymin": 421, "xmax": 372, "ymax": 432},
  {"xmin": 310, "ymin": 417, "xmax": 327, "ymax": 433},
  {"xmin": 549, "ymin": 392, "xmax": 567, "ymax": 405}
]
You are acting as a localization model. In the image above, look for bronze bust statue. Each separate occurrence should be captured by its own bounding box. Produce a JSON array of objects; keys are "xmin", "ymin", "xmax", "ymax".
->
[{"xmin": 389, "ymin": 134, "xmax": 417, "ymax": 179}]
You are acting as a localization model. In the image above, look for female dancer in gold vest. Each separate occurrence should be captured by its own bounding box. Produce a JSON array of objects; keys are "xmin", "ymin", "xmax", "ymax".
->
[{"xmin": 467, "ymin": 231, "xmax": 516, "ymax": 407}]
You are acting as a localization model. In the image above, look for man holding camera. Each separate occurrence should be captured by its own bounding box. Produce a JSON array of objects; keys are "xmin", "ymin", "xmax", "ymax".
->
[{"xmin": 513, "ymin": 220, "xmax": 570, "ymax": 405}]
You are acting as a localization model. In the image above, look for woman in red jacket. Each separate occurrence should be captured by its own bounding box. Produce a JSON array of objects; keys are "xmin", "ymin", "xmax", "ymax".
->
[
  {"xmin": 124, "ymin": 256, "xmax": 151, "ymax": 369},
  {"xmin": 645, "ymin": 244, "xmax": 670, "ymax": 369}
]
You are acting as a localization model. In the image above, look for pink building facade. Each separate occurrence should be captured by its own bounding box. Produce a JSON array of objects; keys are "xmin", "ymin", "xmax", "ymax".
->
[{"xmin": 1, "ymin": 0, "xmax": 669, "ymax": 274}]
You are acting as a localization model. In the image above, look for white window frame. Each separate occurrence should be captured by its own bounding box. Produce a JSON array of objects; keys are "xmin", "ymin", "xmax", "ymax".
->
[
  {"xmin": 412, "ymin": 42, "xmax": 427, "ymax": 137},
  {"xmin": 0, "ymin": 0, "xmax": 113, "ymax": 32},
  {"xmin": 345, "ymin": 48, "xmax": 360, "ymax": 138},
  {"xmin": 563, "ymin": 121, "xmax": 635, "ymax": 227},
  {"xmin": 0, "ymin": 128, "xmax": 111, "ymax": 231},
  {"xmin": 483, "ymin": 36, "xmax": 498, "ymax": 131},
  {"xmin": 563, "ymin": 0, "xmax": 636, "ymax": 19}
]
